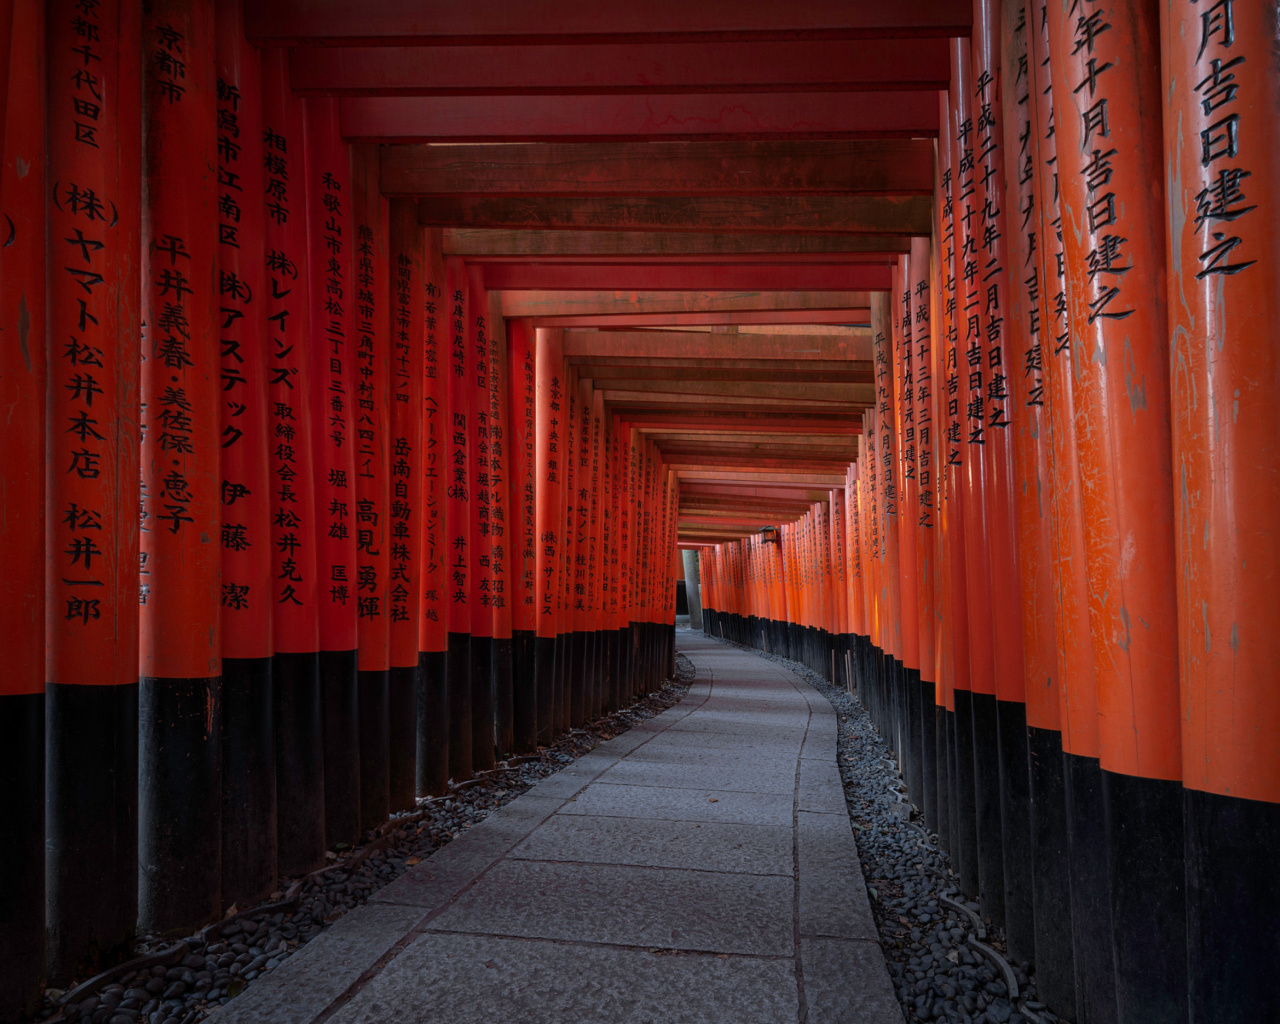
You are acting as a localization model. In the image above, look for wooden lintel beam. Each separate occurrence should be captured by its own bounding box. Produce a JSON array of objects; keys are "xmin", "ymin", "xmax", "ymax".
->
[
  {"xmin": 531, "ymin": 309, "xmax": 870, "ymax": 328},
  {"xmin": 561, "ymin": 329, "xmax": 873, "ymax": 361},
  {"xmin": 417, "ymin": 195, "xmax": 932, "ymax": 234},
  {"xmin": 503, "ymin": 289, "xmax": 870, "ymax": 318},
  {"xmin": 296, "ymin": 41, "xmax": 948, "ymax": 98},
  {"xmin": 446, "ymin": 229, "xmax": 912, "ymax": 257},
  {"xmin": 598, "ymin": 379, "xmax": 872, "ymax": 401},
  {"xmin": 249, "ymin": 2, "xmax": 972, "ymax": 47},
  {"xmin": 380, "ymin": 140, "xmax": 933, "ymax": 196},
  {"xmin": 478, "ymin": 262, "xmax": 891, "ymax": 292},
  {"xmin": 577, "ymin": 364, "xmax": 872, "ymax": 384}
]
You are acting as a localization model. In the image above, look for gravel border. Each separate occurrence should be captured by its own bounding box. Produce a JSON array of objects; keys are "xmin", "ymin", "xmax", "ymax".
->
[
  {"xmin": 705, "ymin": 635, "xmax": 1061, "ymax": 1024},
  {"xmin": 32, "ymin": 660, "xmax": 695, "ymax": 1024}
]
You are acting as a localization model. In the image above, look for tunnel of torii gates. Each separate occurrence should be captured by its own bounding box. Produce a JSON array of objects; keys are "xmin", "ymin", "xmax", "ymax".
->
[{"xmin": 0, "ymin": 0, "xmax": 1276, "ymax": 1021}]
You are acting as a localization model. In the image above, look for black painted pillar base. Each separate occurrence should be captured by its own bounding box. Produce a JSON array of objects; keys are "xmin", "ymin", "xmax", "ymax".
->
[
  {"xmin": 613, "ymin": 628, "xmax": 627, "ymax": 709},
  {"xmin": 921, "ymin": 680, "xmax": 937, "ymax": 834},
  {"xmin": 533, "ymin": 634, "xmax": 556, "ymax": 746},
  {"xmin": 569, "ymin": 630, "xmax": 587, "ymax": 727},
  {"xmin": 320, "ymin": 650, "xmax": 360, "ymax": 850},
  {"xmin": 582, "ymin": 630, "xmax": 598, "ymax": 722},
  {"xmin": 139, "ymin": 674, "xmax": 222, "ymax": 935},
  {"xmin": 1, "ymin": 691, "xmax": 45, "ymax": 1020},
  {"xmin": 996, "ymin": 700, "xmax": 1033, "ymax": 963},
  {"xmin": 221, "ymin": 657, "xmax": 276, "ymax": 911},
  {"xmin": 46, "ymin": 681, "xmax": 139, "ymax": 983},
  {"xmin": 416, "ymin": 650, "xmax": 449, "ymax": 797},
  {"xmin": 357, "ymin": 668, "xmax": 389, "ymax": 832},
  {"xmin": 493, "ymin": 636, "xmax": 514, "ymax": 759},
  {"xmin": 1184, "ymin": 788, "xmax": 1280, "ymax": 1023},
  {"xmin": 1027, "ymin": 726, "xmax": 1075, "ymax": 1020},
  {"xmin": 1064, "ymin": 752, "xmax": 1118, "ymax": 1024},
  {"xmin": 935, "ymin": 704, "xmax": 950, "ymax": 853},
  {"xmin": 946, "ymin": 705, "xmax": 960, "ymax": 859},
  {"xmin": 1104, "ymin": 771, "xmax": 1187, "ymax": 1023},
  {"xmin": 905, "ymin": 668, "xmax": 923, "ymax": 808},
  {"xmin": 952, "ymin": 688, "xmax": 979, "ymax": 899},
  {"xmin": 388, "ymin": 663, "xmax": 418, "ymax": 812},
  {"xmin": 470, "ymin": 637, "xmax": 495, "ymax": 773},
  {"xmin": 511, "ymin": 629, "xmax": 537, "ymax": 754},
  {"xmin": 447, "ymin": 632, "xmax": 472, "ymax": 781},
  {"xmin": 552, "ymin": 631, "xmax": 568, "ymax": 735},
  {"xmin": 274, "ymin": 653, "xmax": 325, "ymax": 877},
  {"xmin": 970, "ymin": 690, "xmax": 1005, "ymax": 927}
]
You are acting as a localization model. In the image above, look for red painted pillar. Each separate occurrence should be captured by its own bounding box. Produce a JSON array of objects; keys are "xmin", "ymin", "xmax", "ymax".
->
[
  {"xmin": 467, "ymin": 265, "xmax": 495, "ymax": 771},
  {"xmin": 1161, "ymin": 3, "xmax": 1280, "ymax": 1018},
  {"xmin": 418, "ymin": 228, "xmax": 448, "ymax": 793},
  {"xmin": 0, "ymin": 0, "xmax": 45, "ymax": 1011},
  {"xmin": 444, "ymin": 256, "xmax": 472, "ymax": 775},
  {"xmin": 568, "ymin": 378, "xmax": 592, "ymax": 724},
  {"xmin": 1000, "ymin": 0, "xmax": 1072, "ymax": 989},
  {"xmin": 303, "ymin": 96, "xmax": 362, "ymax": 843},
  {"xmin": 1048, "ymin": 2, "xmax": 1185, "ymax": 1019},
  {"xmin": 588, "ymin": 390, "xmax": 608, "ymax": 716},
  {"xmin": 45, "ymin": 0, "xmax": 142, "ymax": 980},
  {"xmin": 261, "ymin": 48, "xmax": 323, "ymax": 878},
  {"xmin": 909, "ymin": 234, "xmax": 940, "ymax": 837},
  {"xmin": 507, "ymin": 317, "xmax": 538, "ymax": 751},
  {"xmin": 384, "ymin": 202, "xmax": 424, "ymax": 811},
  {"xmin": 950, "ymin": 33, "xmax": 1004, "ymax": 916},
  {"xmin": 138, "ymin": 0, "xmax": 221, "ymax": 934},
  {"xmin": 350, "ymin": 146, "xmax": 391, "ymax": 825},
  {"xmin": 973, "ymin": 0, "xmax": 1030, "ymax": 940},
  {"xmin": 1024, "ymin": 5, "xmax": 1094, "ymax": 1015},
  {"xmin": 533, "ymin": 328, "xmax": 564, "ymax": 742},
  {"xmin": 939, "ymin": 80, "xmax": 979, "ymax": 893},
  {"xmin": 487, "ymin": 292, "xmax": 514, "ymax": 756},
  {"xmin": 214, "ymin": 0, "xmax": 275, "ymax": 912}
]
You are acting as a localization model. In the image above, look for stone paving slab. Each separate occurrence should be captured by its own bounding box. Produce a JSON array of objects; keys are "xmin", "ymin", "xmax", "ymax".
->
[
  {"xmin": 210, "ymin": 630, "xmax": 901, "ymax": 1024},
  {"xmin": 429, "ymin": 859, "xmax": 796, "ymax": 955},
  {"xmin": 509, "ymin": 812, "xmax": 795, "ymax": 875},
  {"xmin": 326, "ymin": 934, "xmax": 800, "ymax": 1024}
]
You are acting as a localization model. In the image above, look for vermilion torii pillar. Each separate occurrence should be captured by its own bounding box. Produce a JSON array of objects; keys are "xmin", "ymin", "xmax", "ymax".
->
[
  {"xmin": 138, "ymin": 0, "xmax": 221, "ymax": 935},
  {"xmin": 467, "ymin": 264, "xmax": 496, "ymax": 772},
  {"xmin": 215, "ymin": 0, "xmax": 276, "ymax": 913},
  {"xmin": 305, "ymin": 96, "xmax": 361, "ymax": 849},
  {"xmin": 351, "ymin": 145, "xmax": 390, "ymax": 830},
  {"xmin": 938, "ymin": 80, "xmax": 978, "ymax": 892},
  {"xmin": 445, "ymin": 256, "xmax": 472, "ymax": 777},
  {"xmin": 262, "ymin": 48, "xmax": 324, "ymax": 879},
  {"xmin": 487, "ymin": 292, "xmax": 514, "ymax": 757},
  {"xmin": 386, "ymin": 201, "xmax": 423, "ymax": 809},
  {"xmin": 533, "ymin": 328, "xmax": 565, "ymax": 743},
  {"xmin": 507, "ymin": 317, "xmax": 538, "ymax": 753},
  {"xmin": 1049, "ymin": 2, "xmax": 1186, "ymax": 1020},
  {"xmin": 909, "ymin": 234, "xmax": 939, "ymax": 837},
  {"xmin": 0, "ymin": 0, "xmax": 45, "ymax": 1013},
  {"xmin": 1002, "ymin": 0, "xmax": 1068, "ymax": 988},
  {"xmin": 418, "ymin": 228, "xmax": 449, "ymax": 794},
  {"xmin": 45, "ymin": 0, "xmax": 142, "ymax": 982},
  {"xmin": 1027, "ymin": 3, "xmax": 1089, "ymax": 1014},
  {"xmin": 1161, "ymin": 2, "xmax": 1280, "ymax": 1019}
]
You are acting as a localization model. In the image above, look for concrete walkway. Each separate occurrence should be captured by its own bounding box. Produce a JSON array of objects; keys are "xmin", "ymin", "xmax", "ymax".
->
[{"xmin": 212, "ymin": 631, "xmax": 901, "ymax": 1024}]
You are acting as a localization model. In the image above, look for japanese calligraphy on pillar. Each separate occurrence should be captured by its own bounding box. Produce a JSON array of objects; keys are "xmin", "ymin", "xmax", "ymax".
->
[
  {"xmin": 973, "ymin": 37, "xmax": 1012, "ymax": 435},
  {"xmin": 446, "ymin": 262, "xmax": 470, "ymax": 623},
  {"xmin": 215, "ymin": 23, "xmax": 270, "ymax": 650},
  {"xmin": 352, "ymin": 163, "xmax": 388, "ymax": 652},
  {"xmin": 487, "ymin": 302, "xmax": 508, "ymax": 620},
  {"xmin": 140, "ymin": 1, "xmax": 219, "ymax": 675},
  {"xmin": 48, "ymin": 0, "xmax": 141, "ymax": 673},
  {"xmin": 420, "ymin": 233, "xmax": 446, "ymax": 647},
  {"xmin": 915, "ymin": 264, "xmax": 935, "ymax": 529},
  {"xmin": 261, "ymin": 52, "xmax": 318, "ymax": 650},
  {"xmin": 307, "ymin": 102, "xmax": 356, "ymax": 645}
]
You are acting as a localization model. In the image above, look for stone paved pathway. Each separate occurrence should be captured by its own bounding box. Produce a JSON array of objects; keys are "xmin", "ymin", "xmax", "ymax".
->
[{"xmin": 211, "ymin": 631, "xmax": 901, "ymax": 1024}]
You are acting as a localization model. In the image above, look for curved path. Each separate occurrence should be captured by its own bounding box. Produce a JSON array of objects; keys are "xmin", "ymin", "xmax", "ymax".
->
[{"xmin": 211, "ymin": 631, "xmax": 901, "ymax": 1024}]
